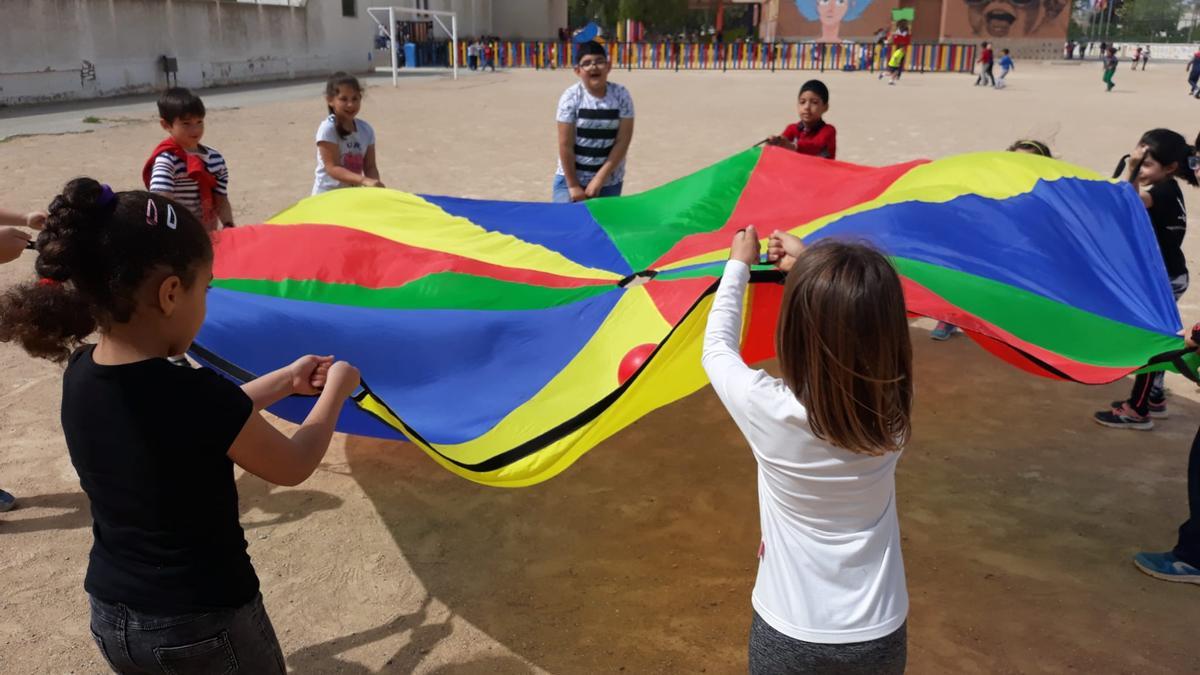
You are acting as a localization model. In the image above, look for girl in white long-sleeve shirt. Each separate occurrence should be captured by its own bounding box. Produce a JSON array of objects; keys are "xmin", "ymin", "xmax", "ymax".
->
[{"xmin": 702, "ymin": 227, "xmax": 912, "ymax": 674}]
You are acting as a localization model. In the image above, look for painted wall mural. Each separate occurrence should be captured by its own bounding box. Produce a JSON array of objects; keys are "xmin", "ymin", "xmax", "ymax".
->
[
  {"xmin": 943, "ymin": 0, "xmax": 1069, "ymax": 39},
  {"xmin": 774, "ymin": 0, "xmax": 895, "ymax": 41}
]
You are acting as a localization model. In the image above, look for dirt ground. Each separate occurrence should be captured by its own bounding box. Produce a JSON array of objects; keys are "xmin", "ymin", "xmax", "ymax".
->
[{"xmin": 2, "ymin": 61, "xmax": 1200, "ymax": 674}]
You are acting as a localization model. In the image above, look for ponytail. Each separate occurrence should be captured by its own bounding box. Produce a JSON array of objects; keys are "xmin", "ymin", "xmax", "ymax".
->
[
  {"xmin": 0, "ymin": 281, "xmax": 94, "ymax": 362},
  {"xmin": 0, "ymin": 178, "xmax": 212, "ymax": 362}
]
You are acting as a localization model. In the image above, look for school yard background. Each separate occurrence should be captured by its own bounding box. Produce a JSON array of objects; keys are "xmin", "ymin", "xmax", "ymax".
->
[{"xmin": 1, "ymin": 61, "xmax": 1199, "ymax": 673}]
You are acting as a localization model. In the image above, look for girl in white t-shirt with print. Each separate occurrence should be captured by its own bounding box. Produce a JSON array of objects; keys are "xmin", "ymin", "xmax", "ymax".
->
[
  {"xmin": 313, "ymin": 72, "xmax": 384, "ymax": 195},
  {"xmin": 702, "ymin": 226, "xmax": 911, "ymax": 674}
]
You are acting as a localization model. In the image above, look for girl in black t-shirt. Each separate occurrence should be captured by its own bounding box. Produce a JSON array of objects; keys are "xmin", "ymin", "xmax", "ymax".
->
[
  {"xmin": 1094, "ymin": 129, "xmax": 1199, "ymax": 431},
  {"xmin": 0, "ymin": 178, "xmax": 361, "ymax": 674}
]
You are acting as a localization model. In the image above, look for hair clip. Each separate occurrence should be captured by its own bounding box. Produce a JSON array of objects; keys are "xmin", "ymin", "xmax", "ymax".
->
[
  {"xmin": 146, "ymin": 198, "xmax": 158, "ymax": 227},
  {"xmin": 166, "ymin": 204, "xmax": 177, "ymax": 230},
  {"xmin": 1189, "ymin": 155, "xmax": 1199, "ymax": 173}
]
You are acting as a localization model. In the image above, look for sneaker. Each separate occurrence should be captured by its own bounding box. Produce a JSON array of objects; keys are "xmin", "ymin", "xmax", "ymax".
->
[
  {"xmin": 1133, "ymin": 551, "xmax": 1200, "ymax": 584},
  {"xmin": 1093, "ymin": 403, "xmax": 1153, "ymax": 430},
  {"xmin": 0, "ymin": 489, "xmax": 15, "ymax": 512},
  {"xmin": 931, "ymin": 322, "xmax": 959, "ymax": 341},
  {"xmin": 1111, "ymin": 399, "xmax": 1167, "ymax": 419}
]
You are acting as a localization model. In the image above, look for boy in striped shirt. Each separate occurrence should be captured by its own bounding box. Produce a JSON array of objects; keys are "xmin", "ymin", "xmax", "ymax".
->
[
  {"xmin": 142, "ymin": 88, "xmax": 233, "ymax": 232},
  {"xmin": 553, "ymin": 41, "xmax": 635, "ymax": 203}
]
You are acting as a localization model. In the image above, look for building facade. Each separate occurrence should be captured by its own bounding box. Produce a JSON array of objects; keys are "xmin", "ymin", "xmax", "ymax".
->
[
  {"xmin": 751, "ymin": 0, "xmax": 1068, "ymax": 59},
  {"xmin": 0, "ymin": 0, "xmax": 567, "ymax": 106}
]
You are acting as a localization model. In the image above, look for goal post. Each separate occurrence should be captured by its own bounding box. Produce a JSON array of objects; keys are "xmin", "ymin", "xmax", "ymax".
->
[{"xmin": 367, "ymin": 6, "xmax": 459, "ymax": 85}]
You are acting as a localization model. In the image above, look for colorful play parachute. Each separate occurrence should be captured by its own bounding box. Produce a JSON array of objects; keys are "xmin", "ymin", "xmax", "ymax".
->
[{"xmin": 194, "ymin": 147, "xmax": 1188, "ymax": 487}]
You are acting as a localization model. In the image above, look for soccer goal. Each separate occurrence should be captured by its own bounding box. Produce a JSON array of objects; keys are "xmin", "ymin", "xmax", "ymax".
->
[{"xmin": 367, "ymin": 6, "xmax": 459, "ymax": 84}]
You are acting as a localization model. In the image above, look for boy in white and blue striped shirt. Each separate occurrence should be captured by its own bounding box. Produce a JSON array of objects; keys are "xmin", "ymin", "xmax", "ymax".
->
[
  {"xmin": 553, "ymin": 41, "xmax": 635, "ymax": 203},
  {"xmin": 142, "ymin": 88, "xmax": 233, "ymax": 232}
]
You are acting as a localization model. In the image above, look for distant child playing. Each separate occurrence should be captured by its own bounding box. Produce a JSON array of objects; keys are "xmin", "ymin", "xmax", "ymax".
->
[
  {"xmin": 313, "ymin": 72, "xmax": 383, "ymax": 195},
  {"xmin": 975, "ymin": 42, "xmax": 995, "ymax": 87},
  {"xmin": 765, "ymin": 80, "xmax": 836, "ymax": 159},
  {"xmin": 704, "ymin": 227, "xmax": 911, "ymax": 674},
  {"xmin": 1187, "ymin": 50, "xmax": 1200, "ymax": 97},
  {"xmin": 995, "ymin": 49, "xmax": 1015, "ymax": 89},
  {"xmin": 553, "ymin": 40, "xmax": 635, "ymax": 203},
  {"xmin": 1103, "ymin": 47, "xmax": 1119, "ymax": 91},
  {"xmin": 884, "ymin": 20, "xmax": 911, "ymax": 85},
  {"xmin": 0, "ymin": 179, "xmax": 361, "ymax": 673},
  {"xmin": 1095, "ymin": 129, "xmax": 1198, "ymax": 429},
  {"xmin": 144, "ymin": 88, "xmax": 234, "ymax": 232}
]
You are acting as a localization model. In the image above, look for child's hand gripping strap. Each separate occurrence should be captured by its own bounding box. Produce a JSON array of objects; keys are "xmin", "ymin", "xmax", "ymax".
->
[{"xmin": 1144, "ymin": 325, "xmax": 1200, "ymax": 384}]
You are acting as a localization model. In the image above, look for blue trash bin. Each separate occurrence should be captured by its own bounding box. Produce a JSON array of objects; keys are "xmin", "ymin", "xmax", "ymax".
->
[{"xmin": 404, "ymin": 42, "xmax": 416, "ymax": 68}]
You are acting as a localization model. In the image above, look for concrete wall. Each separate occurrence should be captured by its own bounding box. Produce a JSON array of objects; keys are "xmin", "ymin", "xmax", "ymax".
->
[
  {"xmin": 0, "ymin": 0, "xmax": 376, "ymax": 106},
  {"xmin": 491, "ymin": 0, "xmax": 566, "ymax": 40},
  {"xmin": 407, "ymin": 0, "xmax": 564, "ymax": 40}
]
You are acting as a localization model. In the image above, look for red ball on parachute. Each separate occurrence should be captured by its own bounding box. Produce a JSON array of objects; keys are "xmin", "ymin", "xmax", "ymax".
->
[{"xmin": 617, "ymin": 343, "xmax": 658, "ymax": 385}]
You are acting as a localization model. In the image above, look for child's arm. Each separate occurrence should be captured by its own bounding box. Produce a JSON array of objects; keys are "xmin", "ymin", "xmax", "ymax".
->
[
  {"xmin": 214, "ymin": 195, "xmax": 234, "ymax": 228},
  {"xmin": 148, "ymin": 153, "xmax": 177, "ymax": 195},
  {"xmin": 586, "ymin": 118, "xmax": 634, "ymax": 198},
  {"xmin": 557, "ymin": 122, "xmax": 585, "ymax": 201},
  {"xmin": 0, "ymin": 227, "xmax": 33, "ymax": 265},
  {"xmin": 317, "ymin": 142, "xmax": 379, "ymax": 188},
  {"xmin": 213, "ymin": 159, "xmax": 234, "ymax": 227},
  {"xmin": 702, "ymin": 227, "xmax": 762, "ymax": 410},
  {"xmin": 0, "ymin": 208, "xmax": 46, "ymax": 229},
  {"xmin": 227, "ymin": 358, "xmax": 361, "ymax": 487},
  {"xmin": 825, "ymin": 128, "xmax": 837, "ymax": 160},
  {"xmin": 363, "ymin": 144, "xmax": 383, "ymax": 186},
  {"xmin": 766, "ymin": 129, "xmax": 797, "ymax": 151},
  {"xmin": 1123, "ymin": 146, "xmax": 1153, "ymax": 207},
  {"xmin": 768, "ymin": 230, "xmax": 806, "ymax": 272}
]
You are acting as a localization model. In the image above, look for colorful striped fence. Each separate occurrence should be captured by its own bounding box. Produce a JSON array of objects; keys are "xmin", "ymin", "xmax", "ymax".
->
[{"xmin": 453, "ymin": 41, "xmax": 977, "ymax": 74}]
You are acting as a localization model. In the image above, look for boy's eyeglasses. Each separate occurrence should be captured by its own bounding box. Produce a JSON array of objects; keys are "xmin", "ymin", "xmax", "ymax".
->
[{"xmin": 578, "ymin": 59, "xmax": 607, "ymax": 69}]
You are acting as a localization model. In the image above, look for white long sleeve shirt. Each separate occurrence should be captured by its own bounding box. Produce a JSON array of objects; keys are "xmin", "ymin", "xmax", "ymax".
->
[{"xmin": 701, "ymin": 260, "xmax": 908, "ymax": 644}]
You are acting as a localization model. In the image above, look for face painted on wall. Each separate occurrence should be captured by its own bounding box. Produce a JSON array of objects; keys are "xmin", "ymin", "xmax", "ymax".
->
[
  {"xmin": 964, "ymin": 0, "xmax": 1066, "ymax": 37},
  {"xmin": 794, "ymin": 0, "xmax": 873, "ymax": 42},
  {"xmin": 818, "ymin": 0, "xmax": 851, "ymax": 28}
]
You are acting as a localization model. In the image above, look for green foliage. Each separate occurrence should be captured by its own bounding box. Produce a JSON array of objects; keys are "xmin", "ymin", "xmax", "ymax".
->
[
  {"xmin": 1076, "ymin": 0, "xmax": 1195, "ymax": 41},
  {"xmin": 1116, "ymin": 0, "xmax": 1188, "ymax": 40}
]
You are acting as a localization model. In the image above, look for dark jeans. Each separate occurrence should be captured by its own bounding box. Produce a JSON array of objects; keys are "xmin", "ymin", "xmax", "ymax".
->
[
  {"xmin": 1175, "ymin": 427, "xmax": 1200, "ymax": 567},
  {"xmin": 749, "ymin": 611, "xmax": 907, "ymax": 674},
  {"xmin": 90, "ymin": 593, "xmax": 286, "ymax": 674}
]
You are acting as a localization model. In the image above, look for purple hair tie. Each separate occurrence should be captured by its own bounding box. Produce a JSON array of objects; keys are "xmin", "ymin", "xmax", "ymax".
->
[{"xmin": 97, "ymin": 184, "xmax": 117, "ymax": 212}]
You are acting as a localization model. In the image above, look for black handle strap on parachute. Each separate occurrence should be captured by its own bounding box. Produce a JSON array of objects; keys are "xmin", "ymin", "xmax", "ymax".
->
[
  {"xmin": 189, "ymin": 342, "xmax": 375, "ymax": 401},
  {"xmin": 1144, "ymin": 347, "xmax": 1200, "ymax": 384}
]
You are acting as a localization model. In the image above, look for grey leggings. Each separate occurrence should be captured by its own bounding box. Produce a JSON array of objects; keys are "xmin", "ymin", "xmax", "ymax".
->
[{"xmin": 749, "ymin": 611, "xmax": 907, "ymax": 674}]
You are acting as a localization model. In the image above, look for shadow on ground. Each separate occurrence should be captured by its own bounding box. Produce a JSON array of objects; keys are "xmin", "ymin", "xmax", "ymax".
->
[{"xmin": 331, "ymin": 326, "xmax": 1200, "ymax": 673}]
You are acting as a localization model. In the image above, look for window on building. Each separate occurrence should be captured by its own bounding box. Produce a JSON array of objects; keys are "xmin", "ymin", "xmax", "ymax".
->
[{"xmin": 342, "ymin": 0, "xmax": 356, "ymax": 17}]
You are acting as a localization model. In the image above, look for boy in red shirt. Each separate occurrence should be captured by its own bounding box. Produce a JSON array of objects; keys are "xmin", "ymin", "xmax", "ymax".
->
[
  {"xmin": 974, "ymin": 42, "xmax": 995, "ymax": 87},
  {"xmin": 766, "ymin": 80, "xmax": 836, "ymax": 160}
]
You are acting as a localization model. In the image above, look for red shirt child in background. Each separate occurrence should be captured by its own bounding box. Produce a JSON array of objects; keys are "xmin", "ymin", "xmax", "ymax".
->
[{"xmin": 766, "ymin": 79, "xmax": 836, "ymax": 159}]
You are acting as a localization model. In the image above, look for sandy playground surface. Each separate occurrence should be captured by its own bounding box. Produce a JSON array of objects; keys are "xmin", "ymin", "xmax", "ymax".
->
[{"xmin": 2, "ymin": 61, "xmax": 1200, "ymax": 673}]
